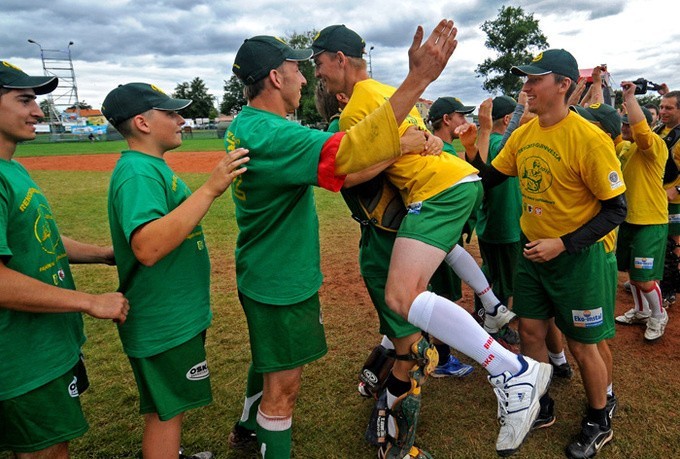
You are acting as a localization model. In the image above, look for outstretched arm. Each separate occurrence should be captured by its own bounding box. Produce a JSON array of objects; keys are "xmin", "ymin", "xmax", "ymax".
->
[
  {"xmin": 0, "ymin": 259, "xmax": 129, "ymax": 322},
  {"xmin": 62, "ymin": 236, "xmax": 115, "ymax": 265}
]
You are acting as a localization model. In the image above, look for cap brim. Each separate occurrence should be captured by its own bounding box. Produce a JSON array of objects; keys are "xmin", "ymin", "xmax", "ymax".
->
[
  {"xmin": 154, "ymin": 98, "xmax": 192, "ymax": 111},
  {"xmin": 570, "ymin": 105, "xmax": 597, "ymax": 122},
  {"xmin": 3, "ymin": 75, "xmax": 58, "ymax": 95},
  {"xmin": 457, "ymin": 106, "xmax": 476, "ymax": 114},
  {"xmin": 286, "ymin": 48, "xmax": 313, "ymax": 61},
  {"xmin": 511, "ymin": 65, "xmax": 551, "ymax": 77}
]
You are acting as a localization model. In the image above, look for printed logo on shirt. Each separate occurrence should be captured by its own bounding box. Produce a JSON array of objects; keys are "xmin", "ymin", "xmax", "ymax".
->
[
  {"xmin": 634, "ymin": 257, "xmax": 654, "ymax": 270},
  {"xmin": 572, "ymin": 308, "xmax": 604, "ymax": 328},
  {"xmin": 186, "ymin": 361, "xmax": 210, "ymax": 381},
  {"xmin": 68, "ymin": 376, "xmax": 79, "ymax": 397},
  {"xmin": 407, "ymin": 202, "xmax": 422, "ymax": 215},
  {"xmin": 519, "ymin": 156, "xmax": 553, "ymax": 194},
  {"xmin": 608, "ymin": 171, "xmax": 624, "ymax": 190},
  {"xmin": 669, "ymin": 213, "xmax": 680, "ymax": 224}
]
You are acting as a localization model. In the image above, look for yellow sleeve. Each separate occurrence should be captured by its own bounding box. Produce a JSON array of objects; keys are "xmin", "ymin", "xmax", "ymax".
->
[{"xmin": 335, "ymin": 102, "xmax": 401, "ymax": 175}]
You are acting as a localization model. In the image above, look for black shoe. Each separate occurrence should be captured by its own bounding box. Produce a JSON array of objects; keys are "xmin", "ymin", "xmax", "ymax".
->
[
  {"xmin": 565, "ymin": 419, "xmax": 613, "ymax": 459},
  {"xmin": 532, "ymin": 394, "xmax": 555, "ymax": 430},
  {"xmin": 550, "ymin": 360, "xmax": 573, "ymax": 379},
  {"xmin": 605, "ymin": 394, "xmax": 618, "ymax": 420},
  {"xmin": 228, "ymin": 422, "xmax": 257, "ymax": 449}
]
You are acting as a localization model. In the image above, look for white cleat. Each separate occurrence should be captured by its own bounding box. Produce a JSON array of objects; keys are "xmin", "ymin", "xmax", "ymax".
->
[
  {"xmin": 615, "ymin": 308, "xmax": 650, "ymax": 325},
  {"xmin": 644, "ymin": 309, "xmax": 669, "ymax": 341},
  {"xmin": 484, "ymin": 303, "xmax": 517, "ymax": 334}
]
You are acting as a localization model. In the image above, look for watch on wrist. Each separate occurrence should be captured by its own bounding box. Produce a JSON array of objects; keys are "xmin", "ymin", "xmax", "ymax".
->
[{"xmin": 675, "ymin": 186, "xmax": 680, "ymax": 194}]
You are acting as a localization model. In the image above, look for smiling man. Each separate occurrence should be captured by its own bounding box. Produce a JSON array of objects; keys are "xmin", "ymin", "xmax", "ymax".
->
[
  {"xmin": 225, "ymin": 24, "xmax": 459, "ymax": 458},
  {"xmin": 0, "ymin": 61, "xmax": 129, "ymax": 458},
  {"xmin": 466, "ymin": 49, "xmax": 627, "ymax": 459}
]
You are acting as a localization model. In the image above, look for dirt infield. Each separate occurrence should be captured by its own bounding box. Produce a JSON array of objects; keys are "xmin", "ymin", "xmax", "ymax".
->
[{"xmin": 16, "ymin": 150, "xmax": 224, "ymax": 173}]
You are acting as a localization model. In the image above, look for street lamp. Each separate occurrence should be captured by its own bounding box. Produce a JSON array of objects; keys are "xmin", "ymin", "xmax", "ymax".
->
[{"xmin": 368, "ymin": 46, "xmax": 375, "ymax": 78}]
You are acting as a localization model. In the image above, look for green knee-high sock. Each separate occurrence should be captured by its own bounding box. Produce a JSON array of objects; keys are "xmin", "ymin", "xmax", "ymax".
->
[
  {"xmin": 238, "ymin": 363, "xmax": 263, "ymax": 431},
  {"xmin": 256, "ymin": 408, "xmax": 292, "ymax": 459}
]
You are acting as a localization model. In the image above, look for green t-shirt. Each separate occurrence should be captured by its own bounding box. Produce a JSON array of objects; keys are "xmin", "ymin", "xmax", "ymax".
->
[
  {"xmin": 226, "ymin": 106, "xmax": 334, "ymax": 304},
  {"xmin": 476, "ymin": 132, "xmax": 522, "ymax": 243},
  {"xmin": 0, "ymin": 159, "xmax": 84, "ymax": 400},
  {"xmin": 108, "ymin": 151, "xmax": 212, "ymax": 358}
]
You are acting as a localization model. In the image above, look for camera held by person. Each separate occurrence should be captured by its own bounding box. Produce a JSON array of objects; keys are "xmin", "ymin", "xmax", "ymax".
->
[{"xmin": 633, "ymin": 77, "xmax": 662, "ymax": 95}]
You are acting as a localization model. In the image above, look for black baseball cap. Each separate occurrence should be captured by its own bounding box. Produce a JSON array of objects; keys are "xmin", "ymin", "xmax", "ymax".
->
[
  {"xmin": 233, "ymin": 35, "xmax": 312, "ymax": 85},
  {"xmin": 102, "ymin": 82, "xmax": 191, "ymax": 126},
  {"xmin": 492, "ymin": 95, "xmax": 517, "ymax": 120},
  {"xmin": 570, "ymin": 103, "xmax": 622, "ymax": 138},
  {"xmin": 0, "ymin": 60, "xmax": 58, "ymax": 95},
  {"xmin": 511, "ymin": 49, "xmax": 579, "ymax": 82},
  {"xmin": 428, "ymin": 97, "xmax": 475, "ymax": 122},
  {"xmin": 312, "ymin": 25, "xmax": 365, "ymax": 58},
  {"xmin": 621, "ymin": 106, "xmax": 653, "ymax": 126}
]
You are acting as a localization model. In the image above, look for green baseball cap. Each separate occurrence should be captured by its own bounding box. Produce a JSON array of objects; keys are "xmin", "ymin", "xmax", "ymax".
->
[
  {"xmin": 492, "ymin": 95, "xmax": 517, "ymax": 120},
  {"xmin": 312, "ymin": 25, "xmax": 365, "ymax": 58},
  {"xmin": 621, "ymin": 106, "xmax": 653, "ymax": 126},
  {"xmin": 570, "ymin": 103, "xmax": 621, "ymax": 138},
  {"xmin": 428, "ymin": 97, "xmax": 475, "ymax": 122},
  {"xmin": 233, "ymin": 35, "xmax": 312, "ymax": 85},
  {"xmin": 511, "ymin": 49, "xmax": 579, "ymax": 82},
  {"xmin": 0, "ymin": 60, "xmax": 57, "ymax": 95},
  {"xmin": 101, "ymin": 82, "xmax": 191, "ymax": 126}
]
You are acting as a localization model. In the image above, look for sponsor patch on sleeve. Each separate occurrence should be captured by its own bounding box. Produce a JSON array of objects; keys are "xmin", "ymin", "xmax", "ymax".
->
[
  {"xmin": 608, "ymin": 171, "xmax": 624, "ymax": 190},
  {"xmin": 572, "ymin": 307, "xmax": 604, "ymax": 328}
]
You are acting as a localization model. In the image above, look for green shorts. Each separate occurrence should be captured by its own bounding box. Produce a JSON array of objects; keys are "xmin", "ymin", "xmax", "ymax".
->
[
  {"xmin": 669, "ymin": 203, "xmax": 680, "ymax": 236},
  {"xmin": 129, "ymin": 332, "xmax": 212, "ymax": 421},
  {"xmin": 513, "ymin": 239, "xmax": 615, "ymax": 344},
  {"xmin": 398, "ymin": 180, "xmax": 482, "ymax": 252},
  {"xmin": 363, "ymin": 275, "xmax": 421, "ymax": 338},
  {"xmin": 616, "ymin": 222, "xmax": 668, "ymax": 281},
  {"xmin": 478, "ymin": 240, "xmax": 521, "ymax": 304},
  {"xmin": 239, "ymin": 291, "xmax": 327, "ymax": 373},
  {"xmin": 0, "ymin": 359, "xmax": 89, "ymax": 453}
]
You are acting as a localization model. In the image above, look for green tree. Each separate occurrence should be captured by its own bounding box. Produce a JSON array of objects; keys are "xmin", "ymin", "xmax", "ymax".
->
[
  {"xmin": 67, "ymin": 101, "xmax": 93, "ymax": 110},
  {"xmin": 220, "ymin": 75, "xmax": 246, "ymax": 115},
  {"xmin": 173, "ymin": 77, "xmax": 216, "ymax": 120},
  {"xmin": 475, "ymin": 6, "xmax": 549, "ymax": 96}
]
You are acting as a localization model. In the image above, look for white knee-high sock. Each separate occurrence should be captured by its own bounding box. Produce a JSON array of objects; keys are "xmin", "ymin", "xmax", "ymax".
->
[
  {"xmin": 407, "ymin": 291, "xmax": 522, "ymax": 376},
  {"xmin": 444, "ymin": 244, "xmax": 500, "ymax": 311},
  {"xmin": 630, "ymin": 284, "xmax": 651, "ymax": 314},
  {"xmin": 640, "ymin": 282, "xmax": 664, "ymax": 317}
]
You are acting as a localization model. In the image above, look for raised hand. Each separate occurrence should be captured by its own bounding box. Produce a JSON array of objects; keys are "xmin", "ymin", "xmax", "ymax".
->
[{"xmin": 407, "ymin": 19, "xmax": 458, "ymax": 85}]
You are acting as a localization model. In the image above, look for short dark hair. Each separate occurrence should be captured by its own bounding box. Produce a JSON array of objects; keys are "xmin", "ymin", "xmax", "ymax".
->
[
  {"xmin": 554, "ymin": 74, "xmax": 577, "ymax": 103},
  {"xmin": 663, "ymin": 91, "xmax": 680, "ymax": 109},
  {"xmin": 0, "ymin": 87, "xmax": 10, "ymax": 99},
  {"xmin": 243, "ymin": 77, "xmax": 266, "ymax": 101}
]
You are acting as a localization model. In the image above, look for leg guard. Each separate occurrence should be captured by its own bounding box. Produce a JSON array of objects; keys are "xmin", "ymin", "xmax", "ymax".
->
[
  {"xmin": 378, "ymin": 337, "xmax": 437, "ymax": 458},
  {"xmin": 359, "ymin": 344, "xmax": 396, "ymax": 398}
]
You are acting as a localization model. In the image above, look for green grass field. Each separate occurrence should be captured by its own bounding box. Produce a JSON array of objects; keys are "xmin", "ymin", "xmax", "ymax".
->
[
  {"xmin": 15, "ymin": 132, "xmax": 225, "ymax": 157},
  {"xmin": 2, "ymin": 165, "xmax": 678, "ymax": 458}
]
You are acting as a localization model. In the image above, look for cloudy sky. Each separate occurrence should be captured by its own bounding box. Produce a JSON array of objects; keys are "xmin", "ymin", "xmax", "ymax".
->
[{"xmin": 3, "ymin": 0, "xmax": 679, "ymax": 113}]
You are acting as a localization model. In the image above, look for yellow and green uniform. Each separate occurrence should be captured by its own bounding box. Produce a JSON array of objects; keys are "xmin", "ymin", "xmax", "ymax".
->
[
  {"xmin": 340, "ymin": 79, "xmax": 478, "ymax": 205},
  {"xmin": 659, "ymin": 125, "xmax": 680, "ymax": 234},
  {"xmin": 492, "ymin": 112, "xmax": 626, "ymax": 343},
  {"xmin": 617, "ymin": 120, "xmax": 669, "ymax": 280}
]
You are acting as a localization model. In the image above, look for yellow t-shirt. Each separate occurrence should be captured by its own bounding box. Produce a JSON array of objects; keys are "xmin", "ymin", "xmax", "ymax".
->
[
  {"xmin": 339, "ymin": 79, "xmax": 478, "ymax": 205},
  {"xmin": 619, "ymin": 120, "xmax": 669, "ymax": 224},
  {"xmin": 492, "ymin": 111, "xmax": 626, "ymax": 242}
]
